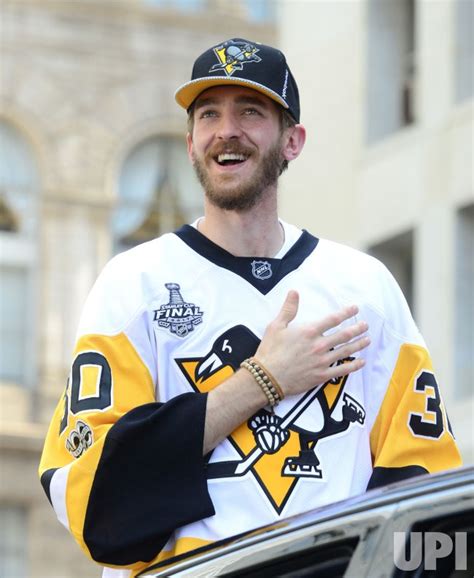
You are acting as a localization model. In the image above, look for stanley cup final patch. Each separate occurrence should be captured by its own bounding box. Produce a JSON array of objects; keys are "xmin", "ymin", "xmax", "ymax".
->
[{"xmin": 153, "ymin": 283, "xmax": 203, "ymax": 338}]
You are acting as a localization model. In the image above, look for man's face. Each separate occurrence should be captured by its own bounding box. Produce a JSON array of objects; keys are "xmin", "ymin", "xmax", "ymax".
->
[{"xmin": 187, "ymin": 86, "xmax": 286, "ymax": 212}]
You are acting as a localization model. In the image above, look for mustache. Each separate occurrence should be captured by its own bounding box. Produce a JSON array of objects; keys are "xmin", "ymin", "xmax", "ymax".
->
[{"xmin": 205, "ymin": 141, "xmax": 256, "ymax": 160}]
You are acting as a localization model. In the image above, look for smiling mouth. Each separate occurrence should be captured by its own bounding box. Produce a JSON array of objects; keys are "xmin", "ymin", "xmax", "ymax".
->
[{"xmin": 215, "ymin": 152, "xmax": 249, "ymax": 166}]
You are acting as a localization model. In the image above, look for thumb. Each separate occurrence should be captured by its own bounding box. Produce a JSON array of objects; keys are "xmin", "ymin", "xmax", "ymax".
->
[{"xmin": 275, "ymin": 290, "xmax": 299, "ymax": 327}]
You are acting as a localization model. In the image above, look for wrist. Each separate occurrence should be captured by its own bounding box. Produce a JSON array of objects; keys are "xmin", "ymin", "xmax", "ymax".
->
[{"xmin": 240, "ymin": 357, "xmax": 285, "ymax": 410}]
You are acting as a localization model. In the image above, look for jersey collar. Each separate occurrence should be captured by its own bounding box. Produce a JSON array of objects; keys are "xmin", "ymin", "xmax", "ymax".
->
[{"xmin": 174, "ymin": 224, "xmax": 318, "ymax": 295}]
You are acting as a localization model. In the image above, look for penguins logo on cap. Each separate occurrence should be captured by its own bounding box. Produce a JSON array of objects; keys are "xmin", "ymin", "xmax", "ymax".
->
[{"xmin": 210, "ymin": 40, "xmax": 261, "ymax": 77}]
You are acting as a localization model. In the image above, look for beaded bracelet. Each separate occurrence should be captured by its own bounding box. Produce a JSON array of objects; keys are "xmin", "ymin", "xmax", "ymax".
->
[
  {"xmin": 240, "ymin": 357, "xmax": 284, "ymax": 409},
  {"xmin": 249, "ymin": 357, "xmax": 285, "ymax": 402}
]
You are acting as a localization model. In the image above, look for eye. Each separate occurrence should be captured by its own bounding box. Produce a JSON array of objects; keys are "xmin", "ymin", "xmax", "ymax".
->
[
  {"xmin": 199, "ymin": 109, "xmax": 217, "ymax": 119},
  {"xmin": 243, "ymin": 107, "xmax": 261, "ymax": 116}
]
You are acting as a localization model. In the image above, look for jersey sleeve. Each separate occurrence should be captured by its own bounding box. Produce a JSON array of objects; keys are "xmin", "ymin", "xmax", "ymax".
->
[
  {"xmin": 38, "ymin": 253, "xmax": 215, "ymax": 572},
  {"xmin": 366, "ymin": 264, "xmax": 462, "ymax": 490}
]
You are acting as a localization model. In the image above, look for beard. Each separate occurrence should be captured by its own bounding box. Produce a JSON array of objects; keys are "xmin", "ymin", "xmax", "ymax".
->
[{"xmin": 192, "ymin": 138, "xmax": 285, "ymax": 212}]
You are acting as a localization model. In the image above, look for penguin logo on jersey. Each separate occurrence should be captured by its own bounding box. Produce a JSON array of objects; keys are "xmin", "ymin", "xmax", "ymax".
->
[
  {"xmin": 153, "ymin": 283, "xmax": 203, "ymax": 338},
  {"xmin": 176, "ymin": 325, "xmax": 366, "ymax": 514}
]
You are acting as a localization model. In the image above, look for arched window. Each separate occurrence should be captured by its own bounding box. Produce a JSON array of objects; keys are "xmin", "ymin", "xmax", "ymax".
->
[
  {"xmin": 0, "ymin": 121, "xmax": 39, "ymax": 234},
  {"xmin": 0, "ymin": 120, "xmax": 40, "ymax": 386},
  {"xmin": 113, "ymin": 136, "xmax": 202, "ymax": 254}
]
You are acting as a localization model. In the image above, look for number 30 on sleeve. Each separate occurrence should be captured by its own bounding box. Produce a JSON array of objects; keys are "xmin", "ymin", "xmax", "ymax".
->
[
  {"xmin": 408, "ymin": 371, "xmax": 454, "ymax": 440},
  {"xmin": 59, "ymin": 351, "xmax": 113, "ymax": 435}
]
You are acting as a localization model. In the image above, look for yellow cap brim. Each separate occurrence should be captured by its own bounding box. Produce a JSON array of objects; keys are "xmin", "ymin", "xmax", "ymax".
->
[{"xmin": 175, "ymin": 76, "xmax": 289, "ymax": 111}]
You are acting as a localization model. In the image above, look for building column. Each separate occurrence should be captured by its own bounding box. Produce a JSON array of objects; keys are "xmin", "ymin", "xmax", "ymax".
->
[{"xmin": 38, "ymin": 193, "xmax": 112, "ymax": 423}]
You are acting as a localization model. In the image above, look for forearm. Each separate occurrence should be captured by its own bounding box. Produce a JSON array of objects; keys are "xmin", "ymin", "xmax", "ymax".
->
[{"xmin": 204, "ymin": 368, "xmax": 267, "ymax": 455}]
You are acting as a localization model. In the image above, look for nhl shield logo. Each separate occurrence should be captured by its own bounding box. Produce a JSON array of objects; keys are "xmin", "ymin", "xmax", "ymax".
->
[
  {"xmin": 251, "ymin": 260, "xmax": 272, "ymax": 280},
  {"xmin": 153, "ymin": 283, "xmax": 203, "ymax": 338},
  {"xmin": 210, "ymin": 40, "xmax": 261, "ymax": 77}
]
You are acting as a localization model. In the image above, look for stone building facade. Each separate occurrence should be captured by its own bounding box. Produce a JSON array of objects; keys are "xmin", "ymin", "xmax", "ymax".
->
[{"xmin": 0, "ymin": 2, "xmax": 275, "ymax": 576}]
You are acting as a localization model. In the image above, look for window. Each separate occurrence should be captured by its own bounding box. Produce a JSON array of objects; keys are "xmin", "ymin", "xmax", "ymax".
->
[
  {"xmin": 455, "ymin": 0, "xmax": 474, "ymax": 103},
  {"xmin": 223, "ymin": 538, "xmax": 359, "ymax": 577},
  {"xmin": 145, "ymin": 0, "xmax": 204, "ymax": 11},
  {"xmin": 368, "ymin": 230, "xmax": 414, "ymax": 314},
  {"xmin": 0, "ymin": 120, "xmax": 39, "ymax": 386},
  {"xmin": 367, "ymin": 0, "xmax": 416, "ymax": 143},
  {"xmin": 0, "ymin": 267, "xmax": 28, "ymax": 383},
  {"xmin": 113, "ymin": 136, "xmax": 203, "ymax": 254},
  {"xmin": 455, "ymin": 204, "xmax": 473, "ymax": 398},
  {"xmin": 0, "ymin": 505, "xmax": 27, "ymax": 578},
  {"xmin": 145, "ymin": 0, "xmax": 276, "ymax": 21},
  {"xmin": 243, "ymin": 0, "xmax": 277, "ymax": 23}
]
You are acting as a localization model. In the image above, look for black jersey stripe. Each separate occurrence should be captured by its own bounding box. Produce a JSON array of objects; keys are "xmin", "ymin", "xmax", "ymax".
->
[
  {"xmin": 40, "ymin": 468, "xmax": 59, "ymax": 506},
  {"xmin": 366, "ymin": 465, "xmax": 429, "ymax": 490},
  {"xmin": 83, "ymin": 394, "xmax": 214, "ymax": 565}
]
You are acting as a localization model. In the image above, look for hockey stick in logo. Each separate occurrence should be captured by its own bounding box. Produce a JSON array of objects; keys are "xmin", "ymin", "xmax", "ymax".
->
[{"xmin": 207, "ymin": 384, "xmax": 325, "ymax": 479}]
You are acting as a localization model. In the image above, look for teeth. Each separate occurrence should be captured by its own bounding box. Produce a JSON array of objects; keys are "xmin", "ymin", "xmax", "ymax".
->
[{"xmin": 217, "ymin": 153, "xmax": 247, "ymax": 163}]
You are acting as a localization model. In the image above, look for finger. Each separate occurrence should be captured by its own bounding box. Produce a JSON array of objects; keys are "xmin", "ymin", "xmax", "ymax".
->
[
  {"xmin": 274, "ymin": 290, "xmax": 299, "ymax": 327},
  {"xmin": 324, "ymin": 356, "xmax": 365, "ymax": 381},
  {"xmin": 326, "ymin": 335, "xmax": 371, "ymax": 365},
  {"xmin": 324, "ymin": 321, "xmax": 369, "ymax": 350},
  {"xmin": 316, "ymin": 305, "xmax": 359, "ymax": 335}
]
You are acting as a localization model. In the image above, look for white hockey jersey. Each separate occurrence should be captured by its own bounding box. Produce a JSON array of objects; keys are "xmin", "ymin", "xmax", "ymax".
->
[{"xmin": 39, "ymin": 221, "xmax": 462, "ymax": 577}]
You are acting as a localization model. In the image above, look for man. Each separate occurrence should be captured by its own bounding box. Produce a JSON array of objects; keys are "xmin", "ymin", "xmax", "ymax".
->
[{"xmin": 39, "ymin": 38, "xmax": 462, "ymax": 577}]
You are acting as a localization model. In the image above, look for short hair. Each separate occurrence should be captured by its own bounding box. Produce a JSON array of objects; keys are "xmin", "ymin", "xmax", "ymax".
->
[{"xmin": 279, "ymin": 109, "xmax": 296, "ymax": 174}]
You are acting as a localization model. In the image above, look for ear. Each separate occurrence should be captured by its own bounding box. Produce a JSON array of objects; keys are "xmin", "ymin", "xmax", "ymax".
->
[
  {"xmin": 186, "ymin": 132, "xmax": 194, "ymax": 163},
  {"xmin": 281, "ymin": 124, "xmax": 306, "ymax": 162}
]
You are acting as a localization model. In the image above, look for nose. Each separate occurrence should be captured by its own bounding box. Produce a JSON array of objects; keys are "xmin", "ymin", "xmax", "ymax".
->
[{"xmin": 215, "ymin": 110, "xmax": 242, "ymax": 140}]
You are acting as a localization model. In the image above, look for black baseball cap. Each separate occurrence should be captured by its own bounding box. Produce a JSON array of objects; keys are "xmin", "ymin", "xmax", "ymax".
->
[{"xmin": 175, "ymin": 38, "xmax": 300, "ymax": 123}]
